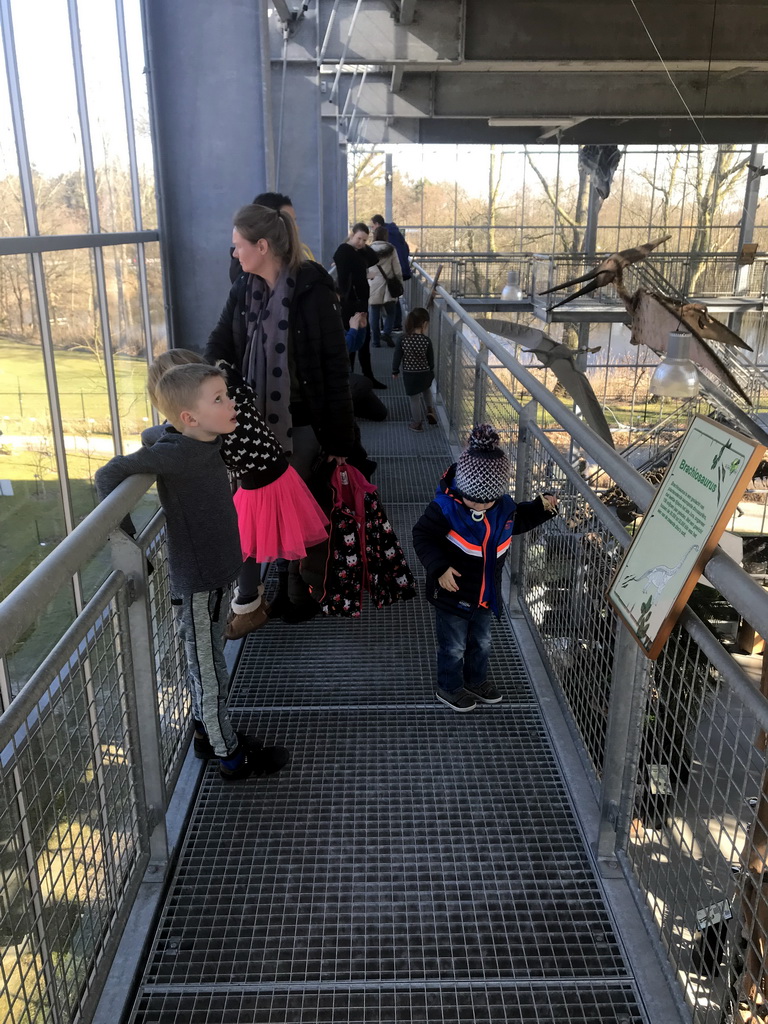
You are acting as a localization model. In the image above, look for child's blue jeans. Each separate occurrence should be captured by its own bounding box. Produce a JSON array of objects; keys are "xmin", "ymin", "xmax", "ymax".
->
[{"xmin": 434, "ymin": 606, "xmax": 493, "ymax": 693}]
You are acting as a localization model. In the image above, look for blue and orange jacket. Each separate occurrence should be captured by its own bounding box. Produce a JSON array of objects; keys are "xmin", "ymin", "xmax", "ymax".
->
[{"xmin": 412, "ymin": 464, "xmax": 556, "ymax": 619}]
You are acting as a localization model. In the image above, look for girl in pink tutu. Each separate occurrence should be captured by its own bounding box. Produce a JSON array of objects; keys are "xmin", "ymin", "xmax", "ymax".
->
[{"xmin": 147, "ymin": 350, "xmax": 328, "ymax": 639}]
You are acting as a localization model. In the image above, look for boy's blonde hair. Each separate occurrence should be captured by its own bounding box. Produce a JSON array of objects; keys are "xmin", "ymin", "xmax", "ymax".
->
[{"xmin": 147, "ymin": 352, "xmax": 223, "ymax": 428}]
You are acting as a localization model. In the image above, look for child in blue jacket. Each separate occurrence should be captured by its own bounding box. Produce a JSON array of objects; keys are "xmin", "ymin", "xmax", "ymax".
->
[{"xmin": 412, "ymin": 424, "xmax": 557, "ymax": 712}]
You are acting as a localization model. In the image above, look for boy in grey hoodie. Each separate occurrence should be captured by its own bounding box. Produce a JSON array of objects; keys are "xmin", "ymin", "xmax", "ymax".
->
[{"xmin": 95, "ymin": 361, "xmax": 288, "ymax": 781}]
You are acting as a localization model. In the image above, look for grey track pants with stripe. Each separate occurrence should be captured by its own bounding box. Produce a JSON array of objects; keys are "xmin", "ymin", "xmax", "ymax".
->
[{"xmin": 174, "ymin": 589, "xmax": 238, "ymax": 758}]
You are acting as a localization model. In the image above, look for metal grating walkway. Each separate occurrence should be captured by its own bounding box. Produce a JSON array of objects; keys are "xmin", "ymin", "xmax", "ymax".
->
[{"xmin": 126, "ymin": 351, "xmax": 650, "ymax": 1024}]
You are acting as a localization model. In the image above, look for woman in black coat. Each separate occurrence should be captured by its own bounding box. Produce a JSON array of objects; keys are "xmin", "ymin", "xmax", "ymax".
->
[
  {"xmin": 333, "ymin": 222, "xmax": 386, "ymax": 389},
  {"xmin": 206, "ymin": 203, "xmax": 356, "ymax": 621}
]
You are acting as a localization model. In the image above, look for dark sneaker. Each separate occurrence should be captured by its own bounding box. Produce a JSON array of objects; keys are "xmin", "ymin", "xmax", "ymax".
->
[
  {"xmin": 281, "ymin": 598, "xmax": 322, "ymax": 624},
  {"xmin": 194, "ymin": 729, "xmax": 253, "ymax": 760},
  {"xmin": 252, "ymin": 744, "xmax": 290, "ymax": 775},
  {"xmin": 465, "ymin": 680, "xmax": 503, "ymax": 704},
  {"xmin": 219, "ymin": 738, "xmax": 290, "ymax": 781},
  {"xmin": 426, "ymin": 410, "xmax": 438, "ymax": 426},
  {"xmin": 408, "ymin": 422, "xmax": 424, "ymax": 432},
  {"xmin": 436, "ymin": 687, "xmax": 477, "ymax": 712}
]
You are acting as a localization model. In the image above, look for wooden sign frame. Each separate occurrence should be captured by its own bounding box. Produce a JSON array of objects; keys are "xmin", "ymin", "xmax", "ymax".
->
[{"xmin": 607, "ymin": 415, "xmax": 764, "ymax": 659}]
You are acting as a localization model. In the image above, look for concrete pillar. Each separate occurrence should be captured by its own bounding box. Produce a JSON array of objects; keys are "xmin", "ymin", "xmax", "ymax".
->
[
  {"xmin": 142, "ymin": 0, "xmax": 272, "ymax": 351},
  {"xmin": 273, "ymin": 64, "xmax": 321, "ymax": 262},
  {"xmin": 321, "ymin": 118, "xmax": 349, "ymax": 266}
]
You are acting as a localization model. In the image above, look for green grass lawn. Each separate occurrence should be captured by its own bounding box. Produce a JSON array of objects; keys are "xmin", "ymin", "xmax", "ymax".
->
[
  {"xmin": 0, "ymin": 338, "xmax": 152, "ymax": 434},
  {"xmin": 0, "ymin": 340, "xmax": 160, "ymax": 688}
]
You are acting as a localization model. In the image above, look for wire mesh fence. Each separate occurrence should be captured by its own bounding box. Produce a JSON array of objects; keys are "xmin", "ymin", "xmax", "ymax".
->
[
  {"xmin": 0, "ymin": 476, "xmax": 187, "ymax": 1024},
  {"xmin": 140, "ymin": 516, "xmax": 190, "ymax": 790},
  {"xmin": 409, "ymin": 266, "xmax": 768, "ymax": 1024},
  {"xmin": 0, "ymin": 575, "xmax": 148, "ymax": 1024}
]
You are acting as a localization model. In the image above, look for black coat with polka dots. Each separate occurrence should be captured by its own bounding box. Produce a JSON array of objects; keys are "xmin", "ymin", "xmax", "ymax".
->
[{"xmin": 205, "ymin": 261, "xmax": 356, "ymax": 457}]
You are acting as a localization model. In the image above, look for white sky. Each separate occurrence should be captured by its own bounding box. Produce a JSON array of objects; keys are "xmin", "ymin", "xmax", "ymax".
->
[{"xmin": 0, "ymin": 0, "xmax": 152, "ymax": 180}]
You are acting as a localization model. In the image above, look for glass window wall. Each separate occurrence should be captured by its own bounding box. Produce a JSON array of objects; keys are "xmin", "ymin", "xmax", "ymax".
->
[
  {"xmin": 10, "ymin": 0, "xmax": 91, "ymax": 233},
  {"xmin": 1, "ymin": 0, "xmax": 164, "ymax": 681},
  {"xmin": 77, "ymin": 0, "xmax": 136, "ymax": 232}
]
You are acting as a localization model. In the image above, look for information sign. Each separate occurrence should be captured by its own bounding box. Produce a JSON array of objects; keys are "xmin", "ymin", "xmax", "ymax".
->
[{"xmin": 607, "ymin": 415, "xmax": 764, "ymax": 659}]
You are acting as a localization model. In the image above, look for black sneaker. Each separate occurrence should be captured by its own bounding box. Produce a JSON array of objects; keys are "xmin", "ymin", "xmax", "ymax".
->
[
  {"xmin": 465, "ymin": 680, "xmax": 503, "ymax": 704},
  {"xmin": 219, "ymin": 738, "xmax": 290, "ymax": 781},
  {"xmin": 194, "ymin": 729, "xmax": 253, "ymax": 760},
  {"xmin": 281, "ymin": 598, "xmax": 322, "ymax": 624},
  {"xmin": 435, "ymin": 687, "xmax": 477, "ymax": 712}
]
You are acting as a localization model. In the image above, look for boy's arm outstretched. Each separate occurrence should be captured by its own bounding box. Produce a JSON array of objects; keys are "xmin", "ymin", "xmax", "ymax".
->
[
  {"xmin": 511, "ymin": 493, "xmax": 559, "ymax": 535},
  {"xmin": 94, "ymin": 441, "xmax": 180, "ymax": 501}
]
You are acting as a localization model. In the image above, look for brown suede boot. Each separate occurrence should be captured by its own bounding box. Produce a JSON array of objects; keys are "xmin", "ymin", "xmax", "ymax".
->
[{"xmin": 224, "ymin": 586, "xmax": 270, "ymax": 640}]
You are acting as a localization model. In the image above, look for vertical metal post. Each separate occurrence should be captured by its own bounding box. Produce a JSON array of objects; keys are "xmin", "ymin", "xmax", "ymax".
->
[
  {"xmin": 583, "ymin": 181, "xmax": 600, "ymax": 260},
  {"xmin": 596, "ymin": 622, "xmax": 650, "ymax": 874},
  {"xmin": 472, "ymin": 341, "xmax": 489, "ymax": 425},
  {"xmin": 1, "ymin": 0, "xmax": 78, "ymax": 551},
  {"xmin": 384, "ymin": 152, "xmax": 393, "ymax": 222},
  {"xmin": 732, "ymin": 145, "xmax": 764, "ymax": 317},
  {"xmin": 447, "ymin": 315, "xmax": 459, "ymax": 435},
  {"xmin": 67, "ymin": 0, "xmax": 123, "ymax": 456},
  {"xmin": 109, "ymin": 530, "xmax": 169, "ymax": 874},
  {"xmin": 507, "ymin": 399, "xmax": 537, "ymax": 607}
]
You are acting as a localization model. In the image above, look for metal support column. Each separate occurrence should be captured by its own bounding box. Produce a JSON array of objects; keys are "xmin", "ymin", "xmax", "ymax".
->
[
  {"xmin": 576, "ymin": 182, "xmax": 601, "ymax": 372},
  {"xmin": 732, "ymin": 144, "xmax": 765, "ymax": 339},
  {"xmin": 142, "ymin": 0, "xmax": 271, "ymax": 350},
  {"xmin": 597, "ymin": 623, "xmax": 649, "ymax": 875},
  {"xmin": 384, "ymin": 152, "xmax": 393, "ymax": 222},
  {"xmin": 507, "ymin": 400, "xmax": 537, "ymax": 608},
  {"xmin": 273, "ymin": 62, "xmax": 327, "ymax": 261},
  {"xmin": 109, "ymin": 529, "xmax": 169, "ymax": 874}
]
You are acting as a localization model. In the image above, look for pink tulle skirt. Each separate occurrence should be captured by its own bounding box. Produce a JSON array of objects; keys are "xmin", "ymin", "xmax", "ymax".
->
[{"xmin": 233, "ymin": 466, "xmax": 329, "ymax": 563}]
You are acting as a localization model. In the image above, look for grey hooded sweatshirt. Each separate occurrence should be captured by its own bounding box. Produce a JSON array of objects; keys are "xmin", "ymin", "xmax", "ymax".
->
[{"xmin": 95, "ymin": 426, "xmax": 242, "ymax": 596}]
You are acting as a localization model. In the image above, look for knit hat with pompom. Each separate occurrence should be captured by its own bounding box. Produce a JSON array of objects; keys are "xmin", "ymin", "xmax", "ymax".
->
[{"xmin": 453, "ymin": 424, "xmax": 510, "ymax": 502}]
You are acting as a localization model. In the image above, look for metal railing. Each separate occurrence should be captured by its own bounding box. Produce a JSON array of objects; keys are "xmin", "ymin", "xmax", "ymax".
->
[
  {"xmin": 0, "ymin": 475, "xmax": 188, "ymax": 1024},
  {"xmin": 409, "ymin": 262, "xmax": 768, "ymax": 1024}
]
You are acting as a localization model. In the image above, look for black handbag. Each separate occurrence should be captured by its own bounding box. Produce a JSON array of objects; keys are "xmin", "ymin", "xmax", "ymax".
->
[{"xmin": 377, "ymin": 263, "xmax": 404, "ymax": 298}]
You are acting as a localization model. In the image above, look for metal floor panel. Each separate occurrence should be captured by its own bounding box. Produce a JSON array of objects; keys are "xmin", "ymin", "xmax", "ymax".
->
[
  {"xmin": 124, "ymin": 393, "xmax": 649, "ymax": 1024},
  {"xmin": 373, "ymin": 457, "xmax": 453, "ymax": 502},
  {"xmin": 361, "ymin": 418, "xmax": 450, "ymax": 458},
  {"xmin": 228, "ymin": 602, "xmax": 534, "ymax": 709},
  {"xmin": 141, "ymin": 708, "xmax": 627, "ymax": 988},
  {"xmin": 131, "ymin": 985, "xmax": 644, "ymax": 1024}
]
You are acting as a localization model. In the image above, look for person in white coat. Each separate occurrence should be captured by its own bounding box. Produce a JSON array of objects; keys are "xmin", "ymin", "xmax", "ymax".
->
[{"xmin": 367, "ymin": 226, "xmax": 404, "ymax": 348}]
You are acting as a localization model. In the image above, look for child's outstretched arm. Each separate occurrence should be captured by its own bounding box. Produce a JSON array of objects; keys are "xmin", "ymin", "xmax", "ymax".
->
[
  {"xmin": 511, "ymin": 493, "xmax": 559, "ymax": 535},
  {"xmin": 95, "ymin": 443, "xmax": 180, "ymax": 502},
  {"xmin": 94, "ymin": 443, "xmax": 178, "ymax": 537}
]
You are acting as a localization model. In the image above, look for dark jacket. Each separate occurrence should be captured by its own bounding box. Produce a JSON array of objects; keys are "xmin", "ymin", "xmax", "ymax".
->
[
  {"xmin": 412, "ymin": 465, "xmax": 555, "ymax": 618},
  {"xmin": 385, "ymin": 221, "xmax": 411, "ymax": 280},
  {"xmin": 205, "ymin": 261, "xmax": 356, "ymax": 457},
  {"xmin": 333, "ymin": 241, "xmax": 379, "ymax": 319},
  {"xmin": 95, "ymin": 427, "xmax": 243, "ymax": 596}
]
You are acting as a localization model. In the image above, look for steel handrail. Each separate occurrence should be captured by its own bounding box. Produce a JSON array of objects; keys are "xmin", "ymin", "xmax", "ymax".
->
[{"xmin": 0, "ymin": 473, "xmax": 154, "ymax": 657}]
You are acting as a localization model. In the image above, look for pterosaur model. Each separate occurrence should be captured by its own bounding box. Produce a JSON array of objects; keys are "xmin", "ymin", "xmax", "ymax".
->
[
  {"xmin": 474, "ymin": 318, "xmax": 613, "ymax": 447},
  {"xmin": 538, "ymin": 236, "xmax": 672, "ymax": 310},
  {"xmin": 537, "ymin": 237, "xmax": 754, "ymax": 403}
]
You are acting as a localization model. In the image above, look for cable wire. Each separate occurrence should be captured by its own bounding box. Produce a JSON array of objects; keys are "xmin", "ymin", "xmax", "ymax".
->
[{"xmin": 627, "ymin": 0, "xmax": 708, "ymax": 144}]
